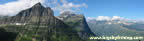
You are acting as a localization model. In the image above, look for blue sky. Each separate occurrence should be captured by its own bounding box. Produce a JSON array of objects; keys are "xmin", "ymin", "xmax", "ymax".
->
[
  {"xmin": 0, "ymin": 0, "xmax": 16, "ymax": 4},
  {"xmin": 0, "ymin": 0, "xmax": 144, "ymax": 19},
  {"xmin": 82, "ymin": 0, "xmax": 144, "ymax": 19}
]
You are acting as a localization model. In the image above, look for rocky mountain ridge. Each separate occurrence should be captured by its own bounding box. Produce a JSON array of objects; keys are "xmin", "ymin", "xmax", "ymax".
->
[{"xmin": 0, "ymin": 3, "xmax": 85, "ymax": 41}]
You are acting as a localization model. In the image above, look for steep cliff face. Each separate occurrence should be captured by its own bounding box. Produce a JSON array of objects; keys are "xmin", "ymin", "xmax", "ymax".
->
[
  {"xmin": 57, "ymin": 11, "xmax": 95, "ymax": 39},
  {"xmin": 2, "ymin": 3, "xmax": 83, "ymax": 41},
  {"xmin": 9, "ymin": 3, "xmax": 54, "ymax": 23}
]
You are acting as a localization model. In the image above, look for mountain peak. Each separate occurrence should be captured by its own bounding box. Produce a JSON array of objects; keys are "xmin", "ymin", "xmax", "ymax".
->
[
  {"xmin": 32, "ymin": 2, "xmax": 43, "ymax": 7},
  {"xmin": 61, "ymin": 11, "xmax": 75, "ymax": 14},
  {"xmin": 9, "ymin": 3, "xmax": 54, "ymax": 23},
  {"xmin": 60, "ymin": 11, "xmax": 81, "ymax": 17}
]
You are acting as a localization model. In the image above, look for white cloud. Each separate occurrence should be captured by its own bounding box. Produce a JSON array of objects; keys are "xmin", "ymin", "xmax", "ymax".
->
[
  {"xmin": 87, "ymin": 16, "xmax": 144, "ymax": 24},
  {"xmin": 87, "ymin": 17, "xmax": 96, "ymax": 20},
  {"xmin": 87, "ymin": 16, "xmax": 123, "ymax": 21},
  {"xmin": 0, "ymin": 0, "xmax": 45, "ymax": 16},
  {"xmin": 0, "ymin": 0, "xmax": 87, "ymax": 16},
  {"xmin": 46, "ymin": 0, "xmax": 88, "ymax": 14},
  {"xmin": 111, "ymin": 16, "xmax": 121, "ymax": 20},
  {"xmin": 97, "ymin": 16, "xmax": 111, "ymax": 21}
]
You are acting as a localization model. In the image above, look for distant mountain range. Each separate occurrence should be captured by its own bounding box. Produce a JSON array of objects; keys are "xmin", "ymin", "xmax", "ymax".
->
[{"xmin": 87, "ymin": 18, "xmax": 144, "ymax": 36}]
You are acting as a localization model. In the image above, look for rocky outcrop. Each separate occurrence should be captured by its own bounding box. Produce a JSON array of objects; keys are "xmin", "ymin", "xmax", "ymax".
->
[{"xmin": 57, "ymin": 11, "xmax": 95, "ymax": 39}]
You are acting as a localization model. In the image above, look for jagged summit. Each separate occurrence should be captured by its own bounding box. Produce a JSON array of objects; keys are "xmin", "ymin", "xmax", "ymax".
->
[
  {"xmin": 8, "ymin": 3, "xmax": 54, "ymax": 23},
  {"xmin": 61, "ymin": 11, "xmax": 76, "ymax": 16},
  {"xmin": 32, "ymin": 2, "xmax": 43, "ymax": 7},
  {"xmin": 58, "ymin": 11, "xmax": 83, "ymax": 20},
  {"xmin": 61, "ymin": 11, "xmax": 75, "ymax": 14}
]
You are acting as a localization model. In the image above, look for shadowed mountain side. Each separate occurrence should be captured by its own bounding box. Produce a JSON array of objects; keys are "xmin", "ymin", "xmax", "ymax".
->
[{"xmin": 0, "ymin": 28, "xmax": 18, "ymax": 41}]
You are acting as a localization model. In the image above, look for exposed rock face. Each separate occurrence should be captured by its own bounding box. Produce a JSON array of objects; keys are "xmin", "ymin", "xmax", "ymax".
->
[
  {"xmin": 2, "ymin": 3, "xmax": 83, "ymax": 41},
  {"xmin": 9, "ymin": 3, "xmax": 54, "ymax": 23},
  {"xmin": 57, "ymin": 11, "xmax": 95, "ymax": 39}
]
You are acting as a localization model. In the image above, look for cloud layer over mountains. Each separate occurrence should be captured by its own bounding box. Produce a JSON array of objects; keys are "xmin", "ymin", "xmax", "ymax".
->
[
  {"xmin": 0, "ymin": 0, "xmax": 45, "ymax": 16},
  {"xmin": 0, "ymin": 0, "xmax": 87, "ymax": 16},
  {"xmin": 47, "ymin": 0, "xmax": 87, "ymax": 14},
  {"xmin": 87, "ymin": 16, "xmax": 144, "ymax": 23},
  {"xmin": 87, "ymin": 16, "xmax": 123, "ymax": 21}
]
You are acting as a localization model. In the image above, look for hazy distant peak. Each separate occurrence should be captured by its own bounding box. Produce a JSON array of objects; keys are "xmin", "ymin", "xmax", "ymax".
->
[
  {"xmin": 59, "ymin": 11, "xmax": 80, "ymax": 18},
  {"xmin": 61, "ymin": 11, "xmax": 75, "ymax": 15}
]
